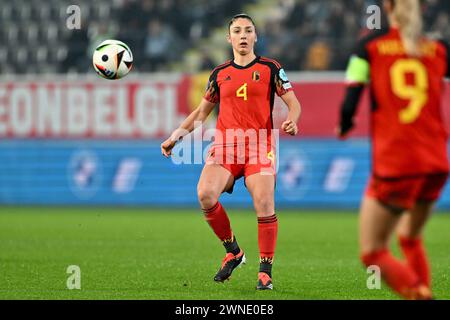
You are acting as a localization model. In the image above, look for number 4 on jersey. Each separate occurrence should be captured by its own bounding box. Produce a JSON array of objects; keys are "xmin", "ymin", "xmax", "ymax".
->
[{"xmin": 236, "ymin": 83, "xmax": 248, "ymax": 101}]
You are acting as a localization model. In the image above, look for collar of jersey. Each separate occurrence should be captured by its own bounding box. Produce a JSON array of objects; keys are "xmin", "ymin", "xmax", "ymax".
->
[{"xmin": 231, "ymin": 56, "xmax": 260, "ymax": 69}]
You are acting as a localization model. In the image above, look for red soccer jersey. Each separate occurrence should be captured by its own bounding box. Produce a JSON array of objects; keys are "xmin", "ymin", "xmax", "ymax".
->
[
  {"xmin": 203, "ymin": 56, "xmax": 292, "ymax": 148},
  {"xmin": 354, "ymin": 28, "xmax": 449, "ymax": 177}
]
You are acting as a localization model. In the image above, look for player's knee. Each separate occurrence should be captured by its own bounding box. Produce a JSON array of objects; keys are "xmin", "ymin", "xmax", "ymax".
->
[
  {"xmin": 197, "ymin": 187, "xmax": 219, "ymax": 209},
  {"xmin": 253, "ymin": 195, "xmax": 274, "ymax": 215}
]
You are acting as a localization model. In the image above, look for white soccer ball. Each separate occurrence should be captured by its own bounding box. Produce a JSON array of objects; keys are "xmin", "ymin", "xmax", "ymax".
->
[{"xmin": 92, "ymin": 39, "xmax": 133, "ymax": 80}]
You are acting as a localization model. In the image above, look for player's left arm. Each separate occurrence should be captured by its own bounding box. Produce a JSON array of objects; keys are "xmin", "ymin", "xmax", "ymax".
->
[
  {"xmin": 273, "ymin": 66, "xmax": 301, "ymax": 136},
  {"xmin": 337, "ymin": 39, "xmax": 371, "ymax": 139},
  {"xmin": 280, "ymin": 91, "xmax": 301, "ymax": 136}
]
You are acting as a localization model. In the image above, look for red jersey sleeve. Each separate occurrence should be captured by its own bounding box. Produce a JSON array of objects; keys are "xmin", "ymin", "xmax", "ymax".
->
[
  {"xmin": 203, "ymin": 70, "xmax": 220, "ymax": 104},
  {"xmin": 272, "ymin": 63, "xmax": 293, "ymax": 96}
]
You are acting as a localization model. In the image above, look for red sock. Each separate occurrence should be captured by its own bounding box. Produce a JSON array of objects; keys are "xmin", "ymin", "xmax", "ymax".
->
[
  {"xmin": 203, "ymin": 202, "xmax": 233, "ymax": 242},
  {"xmin": 258, "ymin": 214, "xmax": 278, "ymax": 265},
  {"xmin": 361, "ymin": 249, "xmax": 420, "ymax": 299},
  {"xmin": 399, "ymin": 236, "xmax": 430, "ymax": 288}
]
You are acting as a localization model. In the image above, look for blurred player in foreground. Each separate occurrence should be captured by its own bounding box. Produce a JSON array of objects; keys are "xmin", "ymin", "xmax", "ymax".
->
[
  {"xmin": 161, "ymin": 14, "xmax": 301, "ymax": 290},
  {"xmin": 338, "ymin": 0, "xmax": 449, "ymax": 299}
]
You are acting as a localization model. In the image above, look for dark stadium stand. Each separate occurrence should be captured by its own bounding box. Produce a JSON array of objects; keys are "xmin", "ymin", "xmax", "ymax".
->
[{"xmin": 0, "ymin": 0, "xmax": 448, "ymax": 74}]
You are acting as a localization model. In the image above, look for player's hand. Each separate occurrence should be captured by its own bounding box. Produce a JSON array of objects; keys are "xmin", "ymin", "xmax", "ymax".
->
[
  {"xmin": 281, "ymin": 120, "xmax": 298, "ymax": 136},
  {"xmin": 335, "ymin": 126, "xmax": 347, "ymax": 140},
  {"xmin": 161, "ymin": 138, "xmax": 176, "ymax": 158},
  {"xmin": 336, "ymin": 120, "xmax": 354, "ymax": 140}
]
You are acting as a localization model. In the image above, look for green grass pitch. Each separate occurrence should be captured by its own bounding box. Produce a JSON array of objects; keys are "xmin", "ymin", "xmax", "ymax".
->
[{"xmin": 0, "ymin": 207, "xmax": 449, "ymax": 300}]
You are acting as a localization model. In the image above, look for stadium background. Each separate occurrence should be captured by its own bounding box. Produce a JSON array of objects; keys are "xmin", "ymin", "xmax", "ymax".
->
[
  {"xmin": 0, "ymin": 0, "xmax": 449, "ymax": 208},
  {"xmin": 0, "ymin": 0, "xmax": 450, "ymax": 300}
]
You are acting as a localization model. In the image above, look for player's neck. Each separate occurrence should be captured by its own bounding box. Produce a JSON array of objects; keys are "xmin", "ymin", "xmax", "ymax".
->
[
  {"xmin": 388, "ymin": 16, "xmax": 399, "ymax": 29},
  {"xmin": 233, "ymin": 52, "xmax": 257, "ymax": 67}
]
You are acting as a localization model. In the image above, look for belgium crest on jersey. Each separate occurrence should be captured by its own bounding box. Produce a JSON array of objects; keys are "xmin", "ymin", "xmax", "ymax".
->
[{"xmin": 252, "ymin": 71, "xmax": 260, "ymax": 82}]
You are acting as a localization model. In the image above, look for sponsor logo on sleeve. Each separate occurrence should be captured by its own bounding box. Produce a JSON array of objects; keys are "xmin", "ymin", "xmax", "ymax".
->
[{"xmin": 279, "ymin": 68, "xmax": 289, "ymax": 82}]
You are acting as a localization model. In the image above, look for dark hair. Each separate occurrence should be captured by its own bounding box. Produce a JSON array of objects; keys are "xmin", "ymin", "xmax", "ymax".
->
[{"xmin": 228, "ymin": 13, "xmax": 256, "ymax": 31}]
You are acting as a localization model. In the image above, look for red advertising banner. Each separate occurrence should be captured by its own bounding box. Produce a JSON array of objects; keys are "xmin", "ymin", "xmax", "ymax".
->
[
  {"xmin": 0, "ymin": 78, "xmax": 188, "ymax": 138},
  {"xmin": 0, "ymin": 76, "xmax": 448, "ymax": 138}
]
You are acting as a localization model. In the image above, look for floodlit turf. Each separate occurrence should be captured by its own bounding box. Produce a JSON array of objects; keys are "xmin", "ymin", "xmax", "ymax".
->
[{"xmin": 0, "ymin": 207, "xmax": 449, "ymax": 300}]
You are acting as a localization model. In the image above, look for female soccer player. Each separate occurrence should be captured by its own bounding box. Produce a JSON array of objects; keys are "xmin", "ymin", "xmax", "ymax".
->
[
  {"xmin": 338, "ymin": 0, "xmax": 449, "ymax": 299},
  {"xmin": 161, "ymin": 14, "xmax": 301, "ymax": 290}
]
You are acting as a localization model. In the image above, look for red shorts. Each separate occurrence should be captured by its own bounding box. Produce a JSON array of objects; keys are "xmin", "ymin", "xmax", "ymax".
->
[
  {"xmin": 365, "ymin": 173, "xmax": 449, "ymax": 210},
  {"xmin": 206, "ymin": 144, "xmax": 276, "ymax": 192}
]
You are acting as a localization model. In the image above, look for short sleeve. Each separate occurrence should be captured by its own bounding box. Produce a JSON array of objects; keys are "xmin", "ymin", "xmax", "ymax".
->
[
  {"xmin": 203, "ymin": 71, "xmax": 220, "ymax": 104},
  {"xmin": 273, "ymin": 65, "xmax": 293, "ymax": 97}
]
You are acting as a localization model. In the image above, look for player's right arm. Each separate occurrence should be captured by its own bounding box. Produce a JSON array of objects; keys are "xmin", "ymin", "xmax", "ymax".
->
[
  {"xmin": 337, "ymin": 37, "xmax": 371, "ymax": 139},
  {"xmin": 161, "ymin": 98, "xmax": 216, "ymax": 157},
  {"xmin": 162, "ymin": 67, "xmax": 221, "ymax": 157}
]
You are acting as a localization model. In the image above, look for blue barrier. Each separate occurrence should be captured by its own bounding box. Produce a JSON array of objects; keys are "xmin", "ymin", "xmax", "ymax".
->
[{"xmin": 0, "ymin": 139, "xmax": 449, "ymax": 209}]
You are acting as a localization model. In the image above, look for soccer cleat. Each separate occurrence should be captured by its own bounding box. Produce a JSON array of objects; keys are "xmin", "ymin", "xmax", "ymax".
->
[
  {"xmin": 256, "ymin": 272, "xmax": 273, "ymax": 290},
  {"xmin": 402, "ymin": 285, "xmax": 433, "ymax": 300},
  {"xmin": 213, "ymin": 250, "xmax": 246, "ymax": 282}
]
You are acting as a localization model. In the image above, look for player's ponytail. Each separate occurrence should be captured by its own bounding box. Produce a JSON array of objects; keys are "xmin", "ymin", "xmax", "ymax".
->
[{"xmin": 392, "ymin": 0, "xmax": 423, "ymax": 56}]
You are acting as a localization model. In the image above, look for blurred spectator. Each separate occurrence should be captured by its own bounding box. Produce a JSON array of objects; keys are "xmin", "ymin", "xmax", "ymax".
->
[
  {"xmin": 61, "ymin": 19, "xmax": 89, "ymax": 73},
  {"xmin": 88, "ymin": 22, "xmax": 115, "ymax": 59},
  {"xmin": 139, "ymin": 0, "xmax": 159, "ymax": 28},
  {"xmin": 198, "ymin": 52, "xmax": 216, "ymax": 71},
  {"xmin": 264, "ymin": 20, "xmax": 291, "ymax": 59},
  {"xmin": 142, "ymin": 19, "xmax": 177, "ymax": 71},
  {"xmin": 18, "ymin": 0, "xmax": 448, "ymax": 74},
  {"xmin": 254, "ymin": 32, "xmax": 268, "ymax": 57},
  {"xmin": 431, "ymin": 12, "xmax": 450, "ymax": 40},
  {"xmin": 263, "ymin": 0, "xmax": 450, "ymax": 71},
  {"xmin": 304, "ymin": 40, "xmax": 332, "ymax": 70}
]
